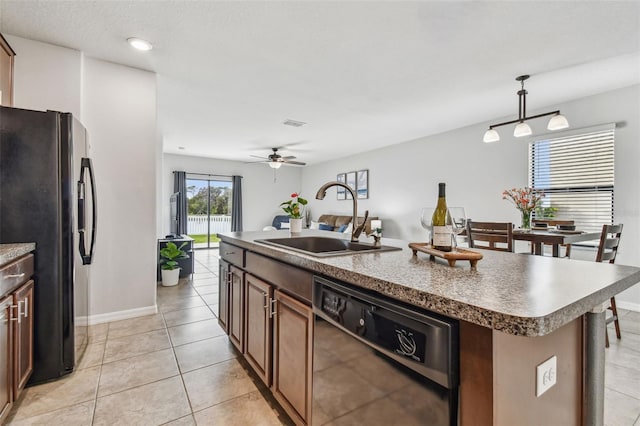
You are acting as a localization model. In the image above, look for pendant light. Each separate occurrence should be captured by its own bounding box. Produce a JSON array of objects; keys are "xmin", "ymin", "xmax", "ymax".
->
[{"xmin": 483, "ymin": 75, "xmax": 569, "ymax": 143}]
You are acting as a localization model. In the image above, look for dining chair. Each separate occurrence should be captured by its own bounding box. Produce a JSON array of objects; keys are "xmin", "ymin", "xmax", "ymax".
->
[
  {"xmin": 466, "ymin": 220, "xmax": 514, "ymax": 252},
  {"xmin": 596, "ymin": 224, "xmax": 623, "ymax": 347}
]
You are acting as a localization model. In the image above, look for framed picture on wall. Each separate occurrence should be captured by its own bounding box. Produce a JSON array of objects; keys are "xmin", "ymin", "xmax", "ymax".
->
[
  {"xmin": 357, "ymin": 169, "xmax": 368, "ymax": 199},
  {"xmin": 337, "ymin": 173, "xmax": 346, "ymax": 200},
  {"xmin": 346, "ymin": 171, "xmax": 356, "ymax": 200}
]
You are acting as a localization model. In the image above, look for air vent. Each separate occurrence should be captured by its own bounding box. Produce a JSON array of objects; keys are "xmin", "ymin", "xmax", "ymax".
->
[{"xmin": 283, "ymin": 119, "xmax": 306, "ymax": 127}]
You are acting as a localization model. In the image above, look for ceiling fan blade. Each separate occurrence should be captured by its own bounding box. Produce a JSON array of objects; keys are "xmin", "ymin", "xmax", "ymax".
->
[
  {"xmin": 282, "ymin": 155, "xmax": 297, "ymax": 160},
  {"xmin": 282, "ymin": 160, "xmax": 306, "ymax": 166},
  {"xmin": 250, "ymin": 155, "xmax": 268, "ymax": 160}
]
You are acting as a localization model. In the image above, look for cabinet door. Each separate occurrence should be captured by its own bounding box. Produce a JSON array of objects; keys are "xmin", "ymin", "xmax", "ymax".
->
[
  {"xmin": 228, "ymin": 265, "xmax": 244, "ymax": 353},
  {"xmin": 218, "ymin": 260, "xmax": 230, "ymax": 333},
  {"xmin": 13, "ymin": 280, "xmax": 34, "ymax": 397},
  {"xmin": 272, "ymin": 290, "xmax": 313, "ymax": 425},
  {"xmin": 0, "ymin": 295, "xmax": 13, "ymax": 422},
  {"xmin": 244, "ymin": 274, "xmax": 272, "ymax": 386}
]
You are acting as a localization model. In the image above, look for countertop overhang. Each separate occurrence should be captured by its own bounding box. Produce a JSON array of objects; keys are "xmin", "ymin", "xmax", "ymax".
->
[
  {"xmin": 219, "ymin": 230, "xmax": 640, "ymax": 337},
  {"xmin": 0, "ymin": 243, "xmax": 36, "ymax": 266}
]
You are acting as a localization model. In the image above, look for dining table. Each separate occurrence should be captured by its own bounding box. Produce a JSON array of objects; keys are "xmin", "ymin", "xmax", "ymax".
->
[{"xmin": 512, "ymin": 228, "xmax": 601, "ymax": 257}]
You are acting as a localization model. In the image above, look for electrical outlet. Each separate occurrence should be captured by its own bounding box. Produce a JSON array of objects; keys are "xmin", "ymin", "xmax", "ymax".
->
[{"xmin": 536, "ymin": 355, "xmax": 557, "ymax": 397}]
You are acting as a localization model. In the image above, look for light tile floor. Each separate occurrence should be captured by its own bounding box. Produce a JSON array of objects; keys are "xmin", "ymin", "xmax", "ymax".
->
[
  {"xmin": 6, "ymin": 249, "xmax": 289, "ymax": 425},
  {"xmin": 5, "ymin": 249, "xmax": 640, "ymax": 425}
]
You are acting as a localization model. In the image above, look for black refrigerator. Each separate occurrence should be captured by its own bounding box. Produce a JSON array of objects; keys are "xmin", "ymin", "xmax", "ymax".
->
[{"xmin": 0, "ymin": 106, "xmax": 96, "ymax": 384}]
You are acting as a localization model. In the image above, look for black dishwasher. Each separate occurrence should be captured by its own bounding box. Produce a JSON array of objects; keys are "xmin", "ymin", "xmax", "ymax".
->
[{"xmin": 312, "ymin": 276, "xmax": 459, "ymax": 426}]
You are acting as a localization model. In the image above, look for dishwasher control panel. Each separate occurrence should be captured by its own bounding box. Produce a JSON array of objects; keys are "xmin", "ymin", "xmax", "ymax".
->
[{"xmin": 316, "ymin": 279, "xmax": 451, "ymax": 370}]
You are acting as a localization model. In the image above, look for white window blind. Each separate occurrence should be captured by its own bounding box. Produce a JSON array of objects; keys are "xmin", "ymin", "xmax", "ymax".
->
[{"xmin": 529, "ymin": 126, "xmax": 615, "ymax": 232}]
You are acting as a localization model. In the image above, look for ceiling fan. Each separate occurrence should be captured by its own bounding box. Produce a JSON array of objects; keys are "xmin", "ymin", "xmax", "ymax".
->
[{"xmin": 249, "ymin": 148, "xmax": 306, "ymax": 169}]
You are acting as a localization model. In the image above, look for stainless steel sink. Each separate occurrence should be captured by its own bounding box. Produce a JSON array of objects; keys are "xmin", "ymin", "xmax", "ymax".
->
[{"xmin": 255, "ymin": 236, "xmax": 401, "ymax": 257}]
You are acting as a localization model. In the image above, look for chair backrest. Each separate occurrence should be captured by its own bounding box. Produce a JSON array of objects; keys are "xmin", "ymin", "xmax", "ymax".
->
[
  {"xmin": 271, "ymin": 215, "xmax": 290, "ymax": 230},
  {"xmin": 466, "ymin": 220, "xmax": 514, "ymax": 252},
  {"xmin": 596, "ymin": 224, "xmax": 623, "ymax": 264}
]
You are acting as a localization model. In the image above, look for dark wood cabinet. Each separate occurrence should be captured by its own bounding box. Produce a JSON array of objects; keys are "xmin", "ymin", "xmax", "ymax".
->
[
  {"xmin": 244, "ymin": 274, "xmax": 273, "ymax": 386},
  {"xmin": 229, "ymin": 265, "xmax": 244, "ymax": 353},
  {"xmin": 0, "ymin": 34, "xmax": 15, "ymax": 107},
  {"xmin": 220, "ymin": 242, "xmax": 313, "ymax": 425},
  {"xmin": 13, "ymin": 280, "xmax": 33, "ymax": 396},
  {"xmin": 0, "ymin": 253, "xmax": 35, "ymax": 423},
  {"xmin": 272, "ymin": 290, "xmax": 313, "ymax": 425},
  {"xmin": 218, "ymin": 260, "xmax": 230, "ymax": 333},
  {"xmin": 0, "ymin": 295, "xmax": 13, "ymax": 421}
]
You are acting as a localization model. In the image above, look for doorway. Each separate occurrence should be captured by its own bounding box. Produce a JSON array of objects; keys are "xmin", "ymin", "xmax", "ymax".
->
[{"xmin": 186, "ymin": 175, "xmax": 232, "ymax": 249}]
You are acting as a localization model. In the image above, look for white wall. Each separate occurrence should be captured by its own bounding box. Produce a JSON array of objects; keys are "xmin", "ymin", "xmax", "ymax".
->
[
  {"xmin": 162, "ymin": 154, "xmax": 303, "ymax": 235},
  {"xmin": 82, "ymin": 58, "xmax": 158, "ymax": 319},
  {"xmin": 301, "ymin": 85, "xmax": 640, "ymax": 310},
  {"xmin": 7, "ymin": 35, "xmax": 82, "ymax": 118},
  {"xmin": 9, "ymin": 35, "xmax": 159, "ymax": 322}
]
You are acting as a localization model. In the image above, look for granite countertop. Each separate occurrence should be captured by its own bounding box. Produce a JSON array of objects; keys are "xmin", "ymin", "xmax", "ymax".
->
[
  {"xmin": 0, "ymin": 243, "xmax": 36, "ymax": 266},
  {"xmin": 219, "ymin": 230, "xmax": 640, "ymax": 337}
]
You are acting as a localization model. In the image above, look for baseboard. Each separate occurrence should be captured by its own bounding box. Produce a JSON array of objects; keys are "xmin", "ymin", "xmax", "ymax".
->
[
  {"xmin": 616, "ymin": 300, "xmax": 640, "ymax": 313},
  {"xmin": 83, "ymin": 305, "xmax": 158, "ymax": 325}
]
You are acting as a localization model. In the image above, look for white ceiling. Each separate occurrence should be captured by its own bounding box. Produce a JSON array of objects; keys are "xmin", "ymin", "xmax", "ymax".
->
[{"xmin": 1, "ymin": 1, "xmax": 639, "ymax": 165}]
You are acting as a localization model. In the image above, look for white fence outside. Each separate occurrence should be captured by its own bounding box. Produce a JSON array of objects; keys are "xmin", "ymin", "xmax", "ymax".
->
[{"xmin": 187, "ymin": 215, "xmax": 232, "ymax": 235}]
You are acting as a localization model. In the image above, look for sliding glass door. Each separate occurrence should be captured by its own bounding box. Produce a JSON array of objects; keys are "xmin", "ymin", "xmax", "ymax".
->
[{"xmin": 186, "ymin": 175, "xmax": 232, "ymax": 249}]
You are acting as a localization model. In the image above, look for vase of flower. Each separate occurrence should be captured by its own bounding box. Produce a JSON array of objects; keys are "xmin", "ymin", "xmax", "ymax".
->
[
  {"xmin": 280, "ymin": 192, "xmax": 308, "ymax": 234},
  {"xmin": 502, "ymin": 187, "xmax": 544, "ymax": 230}
]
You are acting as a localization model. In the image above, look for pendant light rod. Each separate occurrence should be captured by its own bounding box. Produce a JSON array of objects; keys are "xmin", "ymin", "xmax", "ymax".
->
[{"xmin": 488, "ymin": 110, "xmax": 562, "ymax": 130}]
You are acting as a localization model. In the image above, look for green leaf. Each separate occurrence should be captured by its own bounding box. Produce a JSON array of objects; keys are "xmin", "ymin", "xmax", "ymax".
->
[{"xmin": 298, "ymin": 197, "xmax": 308, "ymax": 205}]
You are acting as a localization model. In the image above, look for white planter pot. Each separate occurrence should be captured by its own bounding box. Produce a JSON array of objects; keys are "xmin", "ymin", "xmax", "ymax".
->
[
  {"xmin": 161, "ymin": 268, "xmax": 181, "ymax": 286},
  {"xmin": 290, "ymin": 218, "xmax": 303, "ymax": 233}
]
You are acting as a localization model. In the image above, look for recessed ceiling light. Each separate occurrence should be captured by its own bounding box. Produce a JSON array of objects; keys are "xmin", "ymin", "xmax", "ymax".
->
[
  {"xmin": 178, "ymin": 146, "xmax": 185, "ymax": 150},
  {"xmin": 127, "ymin": 37, "xmax": 153, "ymax": 51}
]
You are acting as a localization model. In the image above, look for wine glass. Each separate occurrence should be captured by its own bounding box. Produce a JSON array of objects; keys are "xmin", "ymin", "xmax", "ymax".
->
[
  {"xmin": 448, "ymin": 207, "xmax": 467, "ymax": 250},
  {"xmin": 420, "ymin": 207, "xmax": 435, "ymax": 244}
]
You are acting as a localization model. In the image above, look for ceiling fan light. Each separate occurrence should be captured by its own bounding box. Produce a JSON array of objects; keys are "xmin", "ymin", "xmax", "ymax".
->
[
  {"xmin": 269, "ymin": 161, "xmax": 282, "ymax": 169},
  {"xmin": 514, "ymin": 122, "xmax": 532, "ymax": 138},
  {"xmin": 483, "ymin": 129, "xmax": 500, "ymax": 143},
  {"xmin": 547, "ymin": 114, "xmax": 569, "ymax": 131}
]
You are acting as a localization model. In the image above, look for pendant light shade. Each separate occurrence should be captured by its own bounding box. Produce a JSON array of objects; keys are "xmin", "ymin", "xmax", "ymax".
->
[
  {"xmin": 483, "ymin": 129, "xmax": 500, "ymax": 143},
  {"xmin": 483, "ymin": 74, "xmax": 569, "ymax": 142},
  {"xmin": 269, "ymin": 161, "xmax": 282, "ymax": 169},
  {"xmin": 513, "ymin": 122, "xmax": 532, "ymax": 138},
  {"xmin": 547, "ymin": 113, "xmax": 570, "ymax": 131}
]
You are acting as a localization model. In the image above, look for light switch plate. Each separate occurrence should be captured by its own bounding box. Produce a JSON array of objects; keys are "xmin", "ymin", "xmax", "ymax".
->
[{"xmin": 536, "ymin": 355, "xmax": 557, "ymax": 397}]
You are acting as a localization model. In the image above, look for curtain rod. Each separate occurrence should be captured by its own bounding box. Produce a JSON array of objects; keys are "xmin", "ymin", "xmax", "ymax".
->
[{"xmin": 173, "ymin": 171, "xmax": 243, "ymax": 179}]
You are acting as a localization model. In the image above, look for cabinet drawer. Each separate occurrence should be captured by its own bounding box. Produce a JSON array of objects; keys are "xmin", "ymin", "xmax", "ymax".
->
[
  {"xmin": 245, "ymin": 252, "xmax": 312, "ymax": 303},
  {"xmin": 0, "ymin": 254, "xmax": 34, "ymax": 298},
  {"xmin": 220, "ymin": 242, "xmax": 245, "ymax": 267}
]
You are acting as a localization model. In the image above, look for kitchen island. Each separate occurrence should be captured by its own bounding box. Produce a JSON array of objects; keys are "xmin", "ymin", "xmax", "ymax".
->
[{"xmin": 219, "ymin": 230, "xmax": 640, "ymax": 426}]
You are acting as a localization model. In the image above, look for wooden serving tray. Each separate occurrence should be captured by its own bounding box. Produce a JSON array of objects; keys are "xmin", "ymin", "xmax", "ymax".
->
[{"xmin": 409, "ymin": 243, "xmax": 483, "ymax": 267}]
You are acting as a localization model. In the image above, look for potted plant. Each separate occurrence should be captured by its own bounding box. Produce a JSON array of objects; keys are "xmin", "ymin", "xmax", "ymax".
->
[
  {"xmin": 280, "ymin": 192, "xmax": 308, "ymax": 233},
  {"xmin": 159, "ymin": 241, "xmax": 189, "ymax": 286}
]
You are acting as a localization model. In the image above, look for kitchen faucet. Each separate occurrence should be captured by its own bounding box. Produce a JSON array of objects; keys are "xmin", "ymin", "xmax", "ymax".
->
[{"xmin": 315, "ymin": 181, "xmax": 368, "ymax": 242}]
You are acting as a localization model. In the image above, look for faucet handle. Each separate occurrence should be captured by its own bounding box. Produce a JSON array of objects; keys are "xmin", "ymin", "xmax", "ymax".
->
[{"xmin": 358, "ymin": 210, "xmax": 369, "ymax": 228}]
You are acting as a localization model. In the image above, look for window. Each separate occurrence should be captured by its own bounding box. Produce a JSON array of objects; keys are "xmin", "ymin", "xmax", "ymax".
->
[{"xmin": 529, "ymin": 125, "xmax": 615, "ymax": 232}]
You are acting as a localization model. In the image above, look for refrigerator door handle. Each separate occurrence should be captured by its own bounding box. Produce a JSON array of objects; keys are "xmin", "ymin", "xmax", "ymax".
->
[{"xmin": 78, "ymin": 157, "xmax": 97, "ymax": 265}]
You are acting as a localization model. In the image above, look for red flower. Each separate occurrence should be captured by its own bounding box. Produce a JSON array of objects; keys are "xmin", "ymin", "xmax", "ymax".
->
[{"xmin": 291, "ymin": 192, "xmax": 298, "ymax": 198}]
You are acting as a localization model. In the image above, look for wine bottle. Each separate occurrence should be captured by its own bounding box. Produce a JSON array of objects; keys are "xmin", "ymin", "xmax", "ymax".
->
[{"xmin": 432, "ymin": 182, "xmax": 452, "ymax": 252}]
